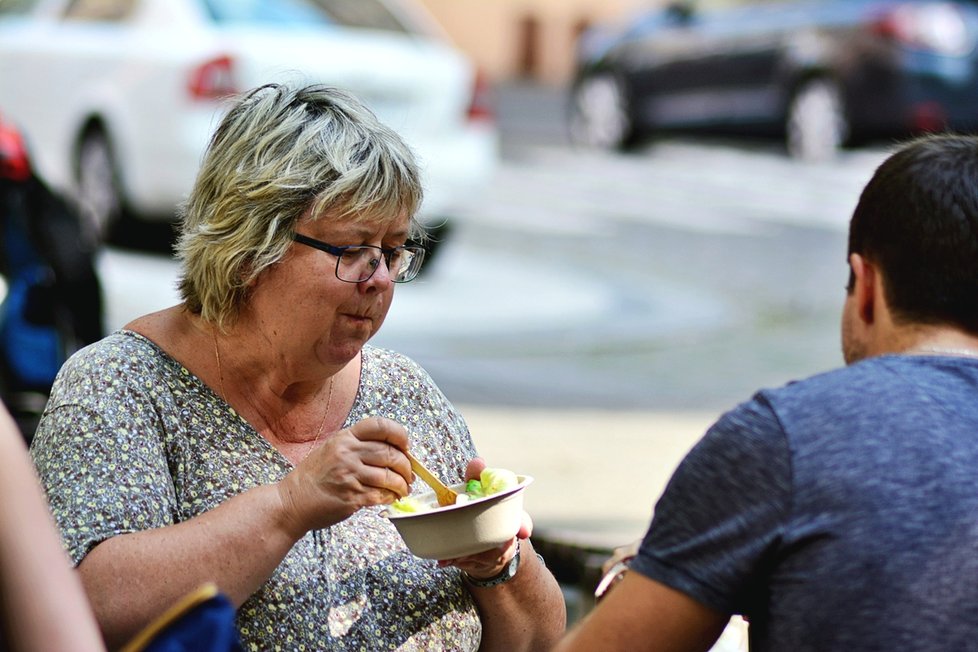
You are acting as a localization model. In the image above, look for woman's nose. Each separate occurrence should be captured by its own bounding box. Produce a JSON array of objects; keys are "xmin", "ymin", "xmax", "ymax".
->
[{"xmin": 361, "ymin": 255, "xmax": 393, "ymax": 288}]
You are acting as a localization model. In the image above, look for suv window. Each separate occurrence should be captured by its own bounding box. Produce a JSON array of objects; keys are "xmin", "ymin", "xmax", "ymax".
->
[{"xmin": 201, "ymin": 0, "xmax": 412, "ymax": 33}]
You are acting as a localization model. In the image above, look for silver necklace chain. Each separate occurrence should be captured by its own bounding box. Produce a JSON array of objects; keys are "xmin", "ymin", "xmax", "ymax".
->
[{"xmin": 212, "ymin": 328, "xmax": 333, "ymax": 460}]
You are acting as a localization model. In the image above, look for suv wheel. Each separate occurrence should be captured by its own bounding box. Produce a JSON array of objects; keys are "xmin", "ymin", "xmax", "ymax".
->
[
  {"xmin": 786, "ymin": 79, "xmax": 848, "ymax": 161},
  {"xmin": 569, "ymin": 73, "xmax": 635, "ymax": 150},
  {"xmin": 76, "ymin": 128, "xmax": 125, "ymax": 242}
]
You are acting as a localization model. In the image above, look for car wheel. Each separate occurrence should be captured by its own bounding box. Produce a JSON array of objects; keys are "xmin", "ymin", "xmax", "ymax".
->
[
  {"xmin": 786, "ymin": 79, "xmax": 849, "ymax": 161},
  {"xmin": 569, "ymin": 73, "xmax": 635, "ymax": 150},
  {"xmin": 76, "ymin": 128, "xmax": 125, "ymax": 242}
]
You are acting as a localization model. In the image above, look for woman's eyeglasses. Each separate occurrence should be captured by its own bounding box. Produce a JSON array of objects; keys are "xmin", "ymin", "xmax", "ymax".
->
[{"xmin": 292, "ymin": 233, "xmax": 425, "ymax": 283}]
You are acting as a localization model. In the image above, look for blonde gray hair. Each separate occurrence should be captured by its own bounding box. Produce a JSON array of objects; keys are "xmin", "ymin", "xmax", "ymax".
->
[{"xmin": 175, "ymin": 82, "xmax": 424, "ymax": 329}]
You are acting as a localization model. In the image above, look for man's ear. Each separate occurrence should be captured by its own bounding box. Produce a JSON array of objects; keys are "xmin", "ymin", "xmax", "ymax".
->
[{"xmin": 849, "ymin": 253, "xmax": 877, "ymax": 325}]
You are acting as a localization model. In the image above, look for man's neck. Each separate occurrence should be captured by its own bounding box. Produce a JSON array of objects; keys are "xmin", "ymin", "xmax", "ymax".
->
[{"xmin": 894, "ymin": 326, "xmax": 978, "ymax": 358}]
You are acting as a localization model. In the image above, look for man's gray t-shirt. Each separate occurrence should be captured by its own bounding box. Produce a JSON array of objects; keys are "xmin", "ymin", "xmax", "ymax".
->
[{"xmin": 632, "ymin": 354, "xmax": 978, "ymax": 651}]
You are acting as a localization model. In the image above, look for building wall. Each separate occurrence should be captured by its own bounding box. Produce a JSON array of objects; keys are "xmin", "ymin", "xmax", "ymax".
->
[{"xmin": 418, "ymin": 0, "xmax": 650, "ymax": 86}]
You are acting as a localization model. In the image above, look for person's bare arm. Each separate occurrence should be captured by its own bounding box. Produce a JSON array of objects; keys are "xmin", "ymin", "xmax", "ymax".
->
[
  {"xmin": 443, "ymin": 458, "xmax": 565, "ymax": 651},
  {"xmin": 464, "ymin": 537, "xmax": 566, "ymax": 651},
  {"xmin": 79, "ymin": 417, "xmax": 412, "ymax": 649},
  {"xmin": 0, "ymin": 406, "xmax": 105, "ymax": 652},
  {"xmin": 555, "ymin": 571, "xmax": 729, "ymax": 652},
  {"xmin": 79, "ymin": 482, "xmax": 297, "ymax": 649}
]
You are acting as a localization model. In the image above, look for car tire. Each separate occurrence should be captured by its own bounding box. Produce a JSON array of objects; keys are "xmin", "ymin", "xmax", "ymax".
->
[
  {"xmin": 76, "ymin": 127, "xmax": 126, "ymax": 242},
  {"xmin": 785, "ymin": 78, "xmax": 849, "ymax": 161},
  {"xmin": 568, "ymin": 72, "xmax": 636, "ymax": 150}
]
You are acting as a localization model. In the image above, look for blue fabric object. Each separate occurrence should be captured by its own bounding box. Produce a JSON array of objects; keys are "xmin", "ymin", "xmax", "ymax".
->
[
  {"xmin": 0, "ymin": 179, "xmax": 62, "ymax": 389},
  {"xmin": 142, "ymin": 592, "xmax": 242, "ymax": 652},
  {"xmin": 0, "ymin": 267, "xmax": 61, "ymax": 387},
  {"xmin": 632, "ymin": 354, "xmax": 978, "ymax": 651}
]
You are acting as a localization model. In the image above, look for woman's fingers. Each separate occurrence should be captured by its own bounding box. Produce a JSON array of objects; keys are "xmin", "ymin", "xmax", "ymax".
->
[
  {"xmin": 465, "ymin": 456, "xmax": 486, "ymax": 482},
  {"xmin": 438, "ymin": 537, "xmax": 519, "ymax": 576},
  {"xmin": 519, "ymin": 510, "xmax": 533, "ymax": 539},
  {"xmin": 293, "ymin": 418, "xmax": 413, "ymax": 513},
  {"xmin": 347, "ymin": 417, "xmax": 414, "ymax": 487},
  {"xmin": 348, "ymin": 416, "xmax": 410, "ymax": 450},
  {"xmin": 361, "ymin": 460, "xmax": 410, "ymax": 500}
]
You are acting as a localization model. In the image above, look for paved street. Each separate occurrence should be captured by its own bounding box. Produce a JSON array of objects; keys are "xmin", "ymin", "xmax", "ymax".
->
[{"xmin": 372, "ymin": 137, "xmax": 884, "ymax": 413}]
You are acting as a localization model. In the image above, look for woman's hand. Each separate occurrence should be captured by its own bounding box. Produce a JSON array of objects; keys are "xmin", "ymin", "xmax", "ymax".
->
[
  {"xmin": 437, "ymin": 536, "xmax": 520, "ymax": 579},
  {"xmin": 436, "ymin": 457, "xmax": 533, "ymax": 579},
  {"xmin": 276, "ymin": 416, "xmax": 413, "ymax": 536}
]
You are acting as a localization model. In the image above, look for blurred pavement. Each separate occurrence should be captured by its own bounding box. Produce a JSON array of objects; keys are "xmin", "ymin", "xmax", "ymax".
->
[{"xmin": 462, "ymin": 404, "xmax": 717, "ymax": 549}]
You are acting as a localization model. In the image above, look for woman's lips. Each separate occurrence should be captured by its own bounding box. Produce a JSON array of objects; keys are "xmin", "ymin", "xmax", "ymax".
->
[{"xmin": 343, "ymin": 312, "xmax": 374, "ymax": 324}]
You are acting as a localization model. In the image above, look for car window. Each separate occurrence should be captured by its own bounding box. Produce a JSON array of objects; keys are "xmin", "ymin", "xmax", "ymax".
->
[
  {"xmin": 62, "ymin": 0, "xmax": 136, "ymax": 21},
  {"xmin": 309, "ymin": 0, "xmax": 413, "ymax": 34},
  {"xmin": 201, "ymin": 0, "xmax": 332, "ymax": 26},
  {"xmin": 200, "ymin": 0, "xmax": 412, "ymax": 33}
]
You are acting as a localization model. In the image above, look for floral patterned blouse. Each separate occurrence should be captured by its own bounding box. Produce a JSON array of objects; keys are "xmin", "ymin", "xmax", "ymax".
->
[{"xmin": 31, "ymin": 330, "xmax": 482, "ymax": 651}]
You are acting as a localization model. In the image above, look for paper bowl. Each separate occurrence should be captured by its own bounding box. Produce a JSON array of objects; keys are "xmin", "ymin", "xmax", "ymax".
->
[{"xmin": 386, "ymin": 475, "xmax": 533, "ymax": 559}]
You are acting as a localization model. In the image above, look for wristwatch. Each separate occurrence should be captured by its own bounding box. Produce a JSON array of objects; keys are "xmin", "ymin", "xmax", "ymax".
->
[{"xmin": 463, "ymin": 544, "xmax": 521, "ymax": 588}]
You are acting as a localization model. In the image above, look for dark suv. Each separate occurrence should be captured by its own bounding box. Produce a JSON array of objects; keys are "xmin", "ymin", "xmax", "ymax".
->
[{"xmin": 569, "ymin": 0, "xmax": 978, "ymax": 159}]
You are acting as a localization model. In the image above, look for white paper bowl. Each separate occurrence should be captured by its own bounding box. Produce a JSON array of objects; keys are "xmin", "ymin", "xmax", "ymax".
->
[{"xmin": 386, "ymin": 475, "xmax": 533, "ymax": 559}]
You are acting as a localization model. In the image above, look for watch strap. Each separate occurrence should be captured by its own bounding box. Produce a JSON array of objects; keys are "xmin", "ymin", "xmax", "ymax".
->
[{"xmin": 462, "ymin": 544, "xmax": 521, "ymax": 588}]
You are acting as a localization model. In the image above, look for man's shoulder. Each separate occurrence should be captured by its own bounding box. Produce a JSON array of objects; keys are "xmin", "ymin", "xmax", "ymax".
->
[
  {"xmin": 707, "ymin": 358, "xmax": 899, "ymax": 442},
  {"xmin": 756, "ymin": 356, "xmax": 895, "ymax": 404},
  {"xmin": 742, "ymin": 354, "xmax": 977, "ymax": 441}
]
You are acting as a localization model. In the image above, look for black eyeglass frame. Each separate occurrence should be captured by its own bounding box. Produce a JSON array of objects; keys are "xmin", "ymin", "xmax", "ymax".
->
[{"xmin": 292, "ymin": 232, "xmax": 425, "ymax": 283}]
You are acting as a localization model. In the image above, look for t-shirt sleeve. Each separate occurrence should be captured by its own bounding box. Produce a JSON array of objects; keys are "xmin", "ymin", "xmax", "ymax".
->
[
  {"xmin": 629, "ymin": 395, "xmax": 792, "ymax": 615},
  {"xmin": 30, "ymin": 350, "xmax": 178, "ymax": 566}
]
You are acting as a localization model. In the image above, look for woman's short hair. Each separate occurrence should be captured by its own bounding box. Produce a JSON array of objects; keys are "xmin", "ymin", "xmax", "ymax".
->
[{"xmin": 175, "ymin": 82, "xmax": 424, "ymax": 328}]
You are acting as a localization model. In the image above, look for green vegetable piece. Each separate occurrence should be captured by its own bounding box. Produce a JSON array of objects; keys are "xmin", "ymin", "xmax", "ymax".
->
[
  {"xmin": 479, "ymin": 468, "xmax": 519, "ymax": 496},
  {"xmin": 465, "ymin": 479, "xmax": 484, "ymax": 497},
  {"xmin": 390, "ymin": 496, "xmax": 428, "ymax": 513}
]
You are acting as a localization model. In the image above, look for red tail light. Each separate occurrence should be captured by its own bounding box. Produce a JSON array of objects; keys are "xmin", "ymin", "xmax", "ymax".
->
[
  {"xmin": 188, "ymin": 55, "xmax": 237, "ymax": 101},
  {"xmin": 869, "ymin": 3, "xmax": 974, "ymax": 55},
  {"xmin": 0, "ymin": 114, "xmax": 30, "ymax": 181},
  {"xmin": 910, "ymin": 101, "xmax": 947, "ymax": 132},
  {"xmin": 467, "ymin": 68, "xmax": 494, "ymax": 123}
]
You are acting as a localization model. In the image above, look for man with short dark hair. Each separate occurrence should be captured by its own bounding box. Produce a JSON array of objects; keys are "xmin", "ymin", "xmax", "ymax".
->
[{"xmin": 555, "ymin": 135, "xmax": 978, "ymax": 652}]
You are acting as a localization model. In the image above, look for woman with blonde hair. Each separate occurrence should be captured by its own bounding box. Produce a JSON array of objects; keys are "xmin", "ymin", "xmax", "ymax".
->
[{"xmin": 31, "ymin": 83, "xmax": 564, "ymax": 650}]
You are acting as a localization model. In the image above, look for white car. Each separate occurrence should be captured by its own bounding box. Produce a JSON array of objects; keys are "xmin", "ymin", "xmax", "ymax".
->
[{"xmin": 0, "ymin": 0, "xmax": 497, "ymax": 248}]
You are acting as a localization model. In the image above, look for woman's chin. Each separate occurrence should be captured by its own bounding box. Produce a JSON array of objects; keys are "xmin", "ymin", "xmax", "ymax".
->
[{"xmin": 328, "ymin": 335, "xmax": 373, "ymax": 362}]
